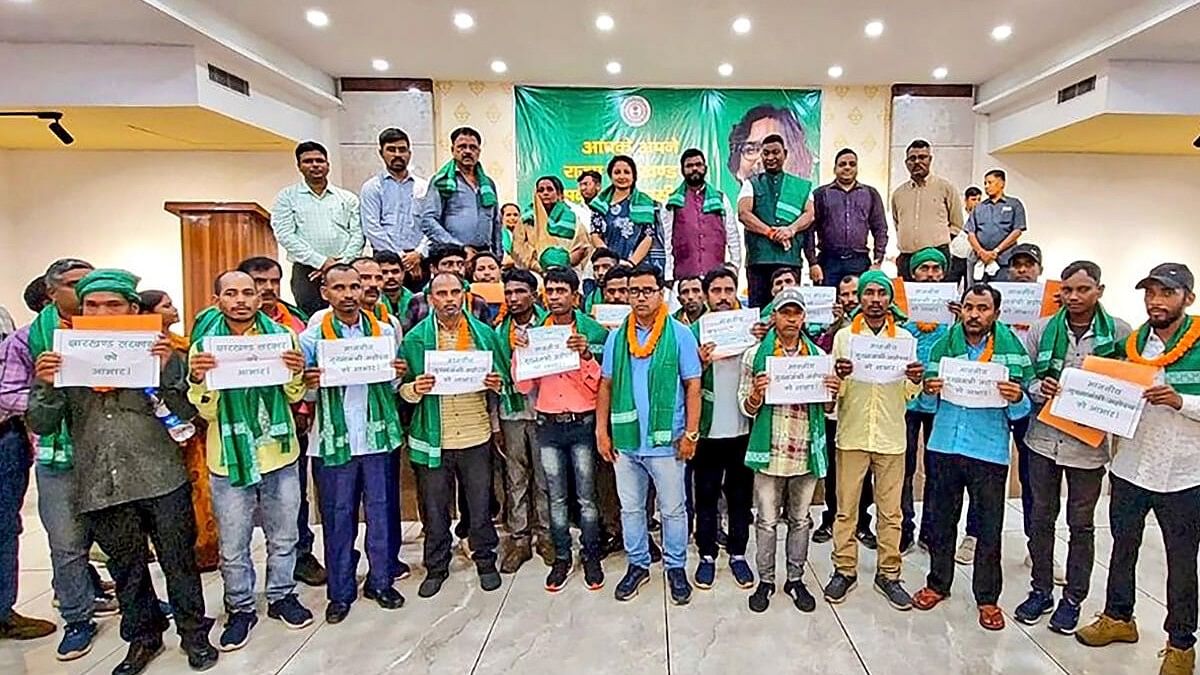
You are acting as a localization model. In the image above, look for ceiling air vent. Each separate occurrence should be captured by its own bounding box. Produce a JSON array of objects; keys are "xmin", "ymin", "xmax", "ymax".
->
[
  {"xmin": 1057, "ymin": 76, "xmax": 1096, "ymax": 104},
  {"xmin": 207, "ymin": 64, "xmax": 250, "ymax": 96}
]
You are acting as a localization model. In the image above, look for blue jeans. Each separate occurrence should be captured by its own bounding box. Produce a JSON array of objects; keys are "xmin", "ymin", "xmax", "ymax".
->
[
  {"xmin": 36, "ymin": 463, "xmax": 94, "ymax": 625},
  {"xmin": 0, "ymin": 421, "xmax": 33, "ymax": 621},
  {"xmin": 818, "ymin": 251, "xmax": 871, "ymax": 287},
  {"xmin": 210, "ymin": 462, "xmax": 300, "ymax": 612},
  {"xmin": 614, "ymin": 453, "xmax": 688, "ymax": 569},
  {"xmin": 537, "ymin": 415, "xmax": 601, "ymax": 563},
  {"xmin": 314, "ymin": 453, "xmax": 393, "ymax": 603},
  {"xmin": 295, "ymin": 442, "xmax": 315, "ymax": 555}
]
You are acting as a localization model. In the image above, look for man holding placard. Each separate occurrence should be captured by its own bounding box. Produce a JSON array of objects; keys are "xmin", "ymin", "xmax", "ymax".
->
[
  {"xmin": 1077, "ymin": 263, "xmax": 1200, "ymax": 674},
  {"xmin": 912, "ymin": 283, "xmax": 1033, "ymax": 632},
  {"xmin": 299, "ymin": 264, "xmax": 408, "ymax": 623},
  {"xmin": 186, "ymin": 271, "xmax": 313, "ymax": 648},
  {"xmin": 28, "ymin": 269, "xmax": 219, "ymax": 673},
  {"xmin": 401, "ymin": 271, "xmax": 509, "ymax": 599},
  {"xmin": 738, "ymin": 287, "xmax": 841, "ymax": 613},
  {"xmin": 825, "ymin": 271, "xmax": 921, "ymax": 611},
  {"xmin": 402, "ymin": 243, "xmax": 491, "ymax": 332}
]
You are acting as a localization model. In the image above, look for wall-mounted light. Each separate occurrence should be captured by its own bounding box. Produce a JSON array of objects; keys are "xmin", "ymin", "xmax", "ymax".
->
[{"xmin": 0, "ymin": 111, "xmax": 75, "ymax": 145}]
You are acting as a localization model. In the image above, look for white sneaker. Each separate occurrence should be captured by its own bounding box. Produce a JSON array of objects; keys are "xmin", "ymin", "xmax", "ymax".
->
[{"xmin": 955, "ymin": 536, "xmax": 977, "ymax": 565}]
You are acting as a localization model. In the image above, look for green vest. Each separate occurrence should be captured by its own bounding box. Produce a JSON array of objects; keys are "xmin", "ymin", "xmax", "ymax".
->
[{"xmin": 745, "ymin": 172, "xmax": 813, "ymax": 267}]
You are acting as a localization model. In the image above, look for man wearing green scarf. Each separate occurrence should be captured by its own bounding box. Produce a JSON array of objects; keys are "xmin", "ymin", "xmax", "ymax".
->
[
  {"xmin": 374, "ymin": 250, "xmax": 416, "ymax": 320},
  {"xmin": 400, "ymin": 243, "xmax": 492, "ymax": 333},
  {"xmin": 912, "ymin": 283, "xmax": 1033, "ymax": 632},
  {"xmin": 596, "ymin": 263, "xmax": 702, "ymax": 606},
  {"xmin": 736, "ymin": 134, "xmax": 815, "ymax": 309},
  {"xmin": 664, "ymin": 148, "xmax": 742, "ymax": 280},
  {"xmin": 299, "ymin": 265, "xmax": 407, "ymax": 624},
  {"xmin": 425, "ymin": 126, "xmax": 503, "ymax": 257},
  {"xmin": 186, "ymin": 271, "xmax": 313, "ymax": 647},
  {"xmin": 27, "ymin": 268, "xmax": 218, "ymax": 672}
]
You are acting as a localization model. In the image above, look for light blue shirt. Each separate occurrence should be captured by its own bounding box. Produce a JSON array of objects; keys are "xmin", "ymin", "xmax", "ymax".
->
[
  {"xmin": 299, "ymin": 317, "xmax": 399, "ymax": 457},
  {"xmin": 359, "ymin": 172, "xmax": 431, "ymax": 255},
  {"xmin": 424, "ymin": 171, "xmax": 502, "ymax": 254},
  {"xmin": 903, "ymin": 321, "xmax": 950, "ymax": 414},
  {"xmin": 601, "ymin": 318, "xmax": 702, "ymax": 457},
  {"xmin": 924, "ymin": 338, "xmax": 1031, "ymax": 465},
  {"xmin": 270, "ymin": 181, "xmax": 363, "ymax": 268}
]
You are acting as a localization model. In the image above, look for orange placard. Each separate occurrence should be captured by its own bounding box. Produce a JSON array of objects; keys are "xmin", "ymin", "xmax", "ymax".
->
[
  {"xmin": 1036, "ymin": 355, "xmax": 1158, "ymax": 447},
  {"xmin": 892, "ymin": 278, "xmax": 909, "ymax": 315},
  {"xmin": 1041, "ymin": 280, "xmax": 1062, "ymax": 317},
  {"xmin": 71, "ymin": 314, "xmax": 163, "ymax": 332},
  {"xmin": 470, "ymin": 282, "xmax": 505, "ymax": 305}
]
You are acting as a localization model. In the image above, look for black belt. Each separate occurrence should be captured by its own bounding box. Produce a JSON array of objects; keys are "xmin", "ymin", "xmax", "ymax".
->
[{"xmin": 538, "ymin": 412, "xmax": 595, "ymax": 425}]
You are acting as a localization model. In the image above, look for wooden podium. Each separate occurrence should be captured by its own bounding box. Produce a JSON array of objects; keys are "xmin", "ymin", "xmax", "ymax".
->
[{"xmin": 164, "ymin": 201, "xmax": 277, "ymax": 334}]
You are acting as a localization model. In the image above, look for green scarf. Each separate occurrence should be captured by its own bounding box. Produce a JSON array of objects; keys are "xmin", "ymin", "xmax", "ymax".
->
[
  {"xmin": 751, "ymin": 172, "xmax": 812, "ymax": 225},
  {"xmin": 1128, "ymin": 317, "xmax": 1200, "ymax": 394},
  {"xmin": 192, "ymin": 307, "xmax": 296, "ymax": 487},
  {"xmin": 402, "ymin": 312, "xmax": 510, "ymax": 468},
  {"xmin": 589, "ymin": 186, "xmax": 656, "ymax": 225},
  {"xmin": 27, "ymin": 305, "xmax": 73, "ymax": 470},
  {"xmin": 857, "ymin": 270, "xmax": 909, "ymax": 322},
  {"xmin": 75, "ymin": 268, "xmax": 140, "ymax": 303},
  {"xmin": 494, "ymin": 306, "xmax": 549, "ymax": 414},
  {"xmin": 558, "ymin": 310, "xmax": 610, "ymax": 362},
  {"xmin": 744, "ymin": 329, "xmax": 827, "ymax": 476},
  {"xmin": 928, "ymin": 322, "xmax": 1034, "ymax": 383},
  {"xmin": 687, "ymin": 317, "xmax": 717, "ymax": 437},
  {"xmin": 381, "ymin": 287, "xmax": 414, "ymax": 319},
  {"xmin": 665, "ymin": 182, "xmax": 724, "ymax": 215},
  {"xmin": 314, "ymin": 311, "xmax": 405, "ymax": 467},
  {"xmin": 609, "ymin": 312, "xmax": 679, "ymax": 452},
  {"xmin": 280, "ymin": 300, "xmax": 309, "ymax": 323},
  {"xmin": 908, "ymin": 247, "xmax": 948, "ymax": 275},
  {"xmin": 582, "ymin": 287, "xmax": 603, "ymax": 313},
  {"xmin": 1035, "ymin": 305, "xmax": 1117, "ymax": 379},
  {"xmin": 522, "ymin": 201, "xmax": 577, "ymax": 239},
  {"xmin": 431, "ymin": 160, "xmax": 497, "ymax": 208}
]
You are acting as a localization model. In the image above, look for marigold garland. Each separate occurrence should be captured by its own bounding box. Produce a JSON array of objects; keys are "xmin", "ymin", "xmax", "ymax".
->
[
  {"xmin": 627, "ymin": 304, "xmax": 668, "ymax": 358},
  {"xmin": 274, "ymin": 302, "xmax": 295, "ymax": 329},
  {"xmin": 851, "ymin": 312, "xmax": 896, "ymax": 337},
  {"xmin": 1125, "ymin": 317, "xmax": 1200, "ymax": 367},
  {"xmin": 915, "ymin": 322, "xmax": 940, "ymax": 333},
  {"xmin": 321, "ymin": 309, "xmax": 381, "ymax": 340}
]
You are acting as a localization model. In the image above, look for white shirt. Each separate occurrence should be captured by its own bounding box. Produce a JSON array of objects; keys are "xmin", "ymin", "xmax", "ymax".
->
[
  {"xmin": 707, "ymin": 355, "xmax": 751, "ymax": 439},
  {"xmin": 1111, "ymin": 331, "xmax": 1200, "ymax": 493}
]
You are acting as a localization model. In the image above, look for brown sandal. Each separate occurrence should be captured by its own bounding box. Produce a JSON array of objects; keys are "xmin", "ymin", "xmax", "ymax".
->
[
  {"xmin": 912, "ymin": 587, "xmax": 946, "ymax": 611},
  {"xmin": 978, "ymin": 604, "xmax": 1006, "ymax": 631}
]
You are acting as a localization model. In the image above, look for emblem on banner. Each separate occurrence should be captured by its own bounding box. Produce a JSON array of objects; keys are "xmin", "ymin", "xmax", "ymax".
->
[{"xmin": 619, "ymin": 95, "xmax": 652, "ymax": 127}]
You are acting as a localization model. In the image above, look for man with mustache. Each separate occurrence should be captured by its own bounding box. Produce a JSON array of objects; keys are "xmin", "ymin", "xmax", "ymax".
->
[
  {"xmin": 664, "ymin": 148, "xmax": 742, "ymax": 282},
  {"xmin": 425, "ymin": 126, "xmax": 503, "ymax": 258},
  {"xmin": 360, "ymin": 127, "xmax": 430, "ymax": 289}
]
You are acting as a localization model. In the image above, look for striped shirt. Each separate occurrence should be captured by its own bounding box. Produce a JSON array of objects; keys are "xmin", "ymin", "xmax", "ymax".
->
[{"xmin": 270, "ymin": 181, "xmax": 364, "ymax": 268}]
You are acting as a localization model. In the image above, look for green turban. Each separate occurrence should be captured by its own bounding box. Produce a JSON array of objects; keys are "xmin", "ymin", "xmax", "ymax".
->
[
  {"xmin": 539, "ymin": 246, "xmax": 571, "ymax": 270},
  {"xmin": 856, "ymin": 269, "xmax": 907, "ymax": 321},
  {"xmin": 75, "ymin": 268, "xmax": 141, "ymax": 303},
  {"xmin": 908, "ymin": 247, "xmax": 948, "ymax": 275}
]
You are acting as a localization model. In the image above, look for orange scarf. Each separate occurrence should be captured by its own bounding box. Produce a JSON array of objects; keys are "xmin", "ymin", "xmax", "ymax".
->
[
  {"xmin": 273, "ymin": 302, "xmax": 296, "ymax": 330},
  {"xmin": 914, "ymin": 322, "xmax": 940, "ymax": 333},
  {"xmin": 627, "ymin": 305, "xmax": 669, "ymax": 359},
  {"xmin": 977, "ymin": 334, "xmax": 996, "ymax": 362},
  {"xmin": 1125, "ymin": 318, "xmax": 1200, "ymax": 368},
  {"xmin": 851, "ymin": 313, "xmax": 896, "ymax": 338},
  {"xmin": 321, "ymin": 309, "xmax": 381, "ymax": 340}
]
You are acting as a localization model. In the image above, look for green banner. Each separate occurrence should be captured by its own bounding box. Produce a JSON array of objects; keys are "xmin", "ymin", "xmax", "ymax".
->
[{"xmin": 514, "ymin": 86, "xmax": 822, "ymax": 207}]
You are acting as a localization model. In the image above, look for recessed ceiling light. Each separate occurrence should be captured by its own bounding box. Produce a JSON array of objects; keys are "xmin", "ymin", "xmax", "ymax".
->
[
  {"xmin": 595, "ymin": 14, "xmax": 615, "ymax": 31},
  {"xmin": 453, "ymin": 11, "xmax": 474, "ymax": 30},
  {"xmin": 827, "ymin": 65, "xmax": 844, "ymax": 79},
  {"xmin": 932, "ymin": 66, "xmax": 949, "ymax": 80},
  {"xmin": 991, "ymin": 24, "xmax": 1013, "ymax": 41},
  {"xmin": 305, "ymin": 9, "xmax": 329, "ymax": 27},
  {"xmin": 864, "ymin": 20, "xmax": 884, "ymax": 38},
  {"xmin": 490, "ymin": 59, "xmax": 508, "ymax": 74},
  {"xmin": 732, "ymin": 17, "xmax": 752, "ymax": 34},
  {"xmin": 606, "ymin": 61, "xmax": 622, "ymax": 75},
  {"xmin": 371, "ymin": 58, "xmax": 389, "ymax": 72},
  {"xmin": 717, "ymin": 63, "xmax": 734, "ymax": 77}
]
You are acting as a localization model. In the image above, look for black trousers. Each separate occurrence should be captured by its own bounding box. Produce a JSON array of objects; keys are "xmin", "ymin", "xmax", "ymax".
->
[
  {"xmin": 820, "ymin": 418, "xmax": 873, "ymax": 531},
  {"xmin": 748, "ymin": 263, "xmax": 801, "ymax": 309},
  {"xmin": 818, "ymin": 252, "xmax": 871, "ymax": 288},
  {"xmin": 83, "ymin": 484, "xmax": 206, "ymax": 646},
  {"xmin": 1105, "ymin": 476, "xmax": 1200, "ymax": 650},
  {"xmin": 414, "ymin": 443, "xmax": 499, "ymax": 577},
  {"xmin": 290, "ymin": 262, "xmax": 328, "ymax": 317},
  {"xmin": 1026, "ymin": 451, "xmax": 1105, "ymax": 602},
  {"xmin": 924, "ymin": 451, "xmax": 1008, "ymax": 605},
  {"xmin": 902, "ymin": 410, "xmax": 935, "ymax": 546},
  {"xmin": 692, "ymin": 435, "xmax": 753, "ymax": 559}
]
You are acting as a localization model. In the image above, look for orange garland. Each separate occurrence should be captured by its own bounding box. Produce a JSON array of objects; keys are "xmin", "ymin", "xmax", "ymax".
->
[
  {"xmin": 851, "ymin": 312, "xmax": 896, "ymax": 337},
  {"xmin": 321, "ymin": 309, "xmax": 381, "ymax": 340},
  {"xmin": 1125, "ymin": 317, "xmax": 1200, "ymax": 367},
  {"xmin": 914, "ymin": 322, "xmax": 940, "ymax": 333},
  {"xmin": 627, "ymin": 304, "xmax": 668, "ymax": 359},
  {"xmin": 274, "ymin": 302, "xmax": 296, "ymax": 329},
  {"xmin": 453, "ymin": 316, "xmax": 472, "ymax": 351},
  {"xmin": 978, "ymin": 333, "xmax": 995, "ymax": 362}
]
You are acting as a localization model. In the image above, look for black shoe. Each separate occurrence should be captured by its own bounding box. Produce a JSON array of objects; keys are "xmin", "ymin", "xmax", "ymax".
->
[
  {"xmin": 324, "ymin": 602, "xmax": 351, "ymax": 625},
  {"xmin": 184, "ymin": 637, "xmax": 219, "ymax": 671},
  {"xmin": 823, "ymin": 573, "xmax": 858, "ymax": 604},
  {"xmin": 545, "ymin": 560, "xmax": 571, "ymax": 592},
  {"xmin": 874, "ymin": 576, "xmax": 913, "ymax": 611},
  {"xmin": 667, "ymin": 568, "xmax": 692, "ymax": 606},
  {"xmin": 418, "ymin": 574, "xmax": 447, "ymax": 598},
  {"xmin": 478, "ymin": 564, "xmax": 502, "ymax": 592},
  {"xmin": 112, "ymin": 638, "xmax": 164, "ymax": 675},
  {"xmin": 601, "ymin": 534, "xmax": 624, "ymax": 560},
  {"xmin": 363, "ymin": 585, "xmax": 405, "ymax": 610},
  {"xmin": 856, "ymin": 530, "xmax": 878, "ymax": 550},
  {"xmin": 811, "ymin": 523, "xmax": 833, "ymax": 544},
  {"xmin": 267, "ymin": 594, "xmax": 314, "ymax": 629},
  {"xmin": 648, "ymin": 517, "xmax": 661, "ymax": 533},
  {"xmin": 748, "ymin": 582, "xmax": 775, "ymax": 613},
  {"xmin": 217, "ymin": 612, "xmax": 257, "ymax": 652},
  {"xmin": 583, "ymin": 557, "xmax": 605, "ymax": 590},
  {"xmin": 614, "ymin": 565, "xmax": 651, "ymax": 602},
  {"xmin": 648, "ymin": 537, "xmax": 663, "ymax": 564},
  {"xmin": 293, "ymin": 552, "xmax": 327, "ymax": 587},
  {"xmin": 392, "ymin": 559, "xmax": 412, "ymax": 582},
  {"xmin": 784, "ymin": 579, "xmax": 817, "ymax": 613}
]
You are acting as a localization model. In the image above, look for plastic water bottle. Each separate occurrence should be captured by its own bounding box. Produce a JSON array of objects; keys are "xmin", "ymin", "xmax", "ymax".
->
[{"xmin": 144, "ymin": 388, "xmax": 196, "ymax": 443}]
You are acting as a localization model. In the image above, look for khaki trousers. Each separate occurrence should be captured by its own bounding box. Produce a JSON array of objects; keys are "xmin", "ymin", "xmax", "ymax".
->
[{"xmin": 832, "ymin": 449, "xmax": 904, "ymax": 580}]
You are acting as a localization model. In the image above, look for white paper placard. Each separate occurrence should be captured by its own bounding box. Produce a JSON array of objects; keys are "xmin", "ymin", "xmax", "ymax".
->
[
  {"xmin": 1050, "ymin": 367, "xmax": 1147, "ymax": 439},
  {"xmin": 991, "ymin": 282, "xmax": 1046, "ymax": 325},
  {"xmin": 203, "ymin": 334, "xmax": 294, "ymax": 391},
  {"xmin": 592, "ymin": 304, "xmax": 632, "ymax": 328},
  {"xmin": 766, "ymin": 355, "xmax": 834, "ymax": 404},
  {"xmin": 939, "ymin": 357, "xmax": 1008, "ymax": 408},
  {"xmin": 699, "ymin": 308, "xmax": 760, "ymax": 358},
  {"xmin": 905, "ymin": 282, "xmax": 959, "ymax": 324},
  {"xmin": 426, "ymin": 350, "xmax": 493, "ymax": 395},
  {"xmin": 53, "ymin": 330, "xmax": 160, "ymax": 388},
  {"xmin": 317, "ymin": 336, "xmax": 395, "ymax": 387},
  {"xmin": 848, "ymin": 334, "xmax": 917, "ymax": 384},
  {"xmin": 800, "ymin": 286, "xmax": 837, "ymax": 325},
  {"xmin": 515, "ymin": 325, "xmax": 579, "ymax": 382}
]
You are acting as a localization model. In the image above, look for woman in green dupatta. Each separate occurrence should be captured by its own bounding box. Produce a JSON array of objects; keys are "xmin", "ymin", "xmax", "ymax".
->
[{"xmin": 588, "ymin": 155, "xmax": 663, "ymax": 267}]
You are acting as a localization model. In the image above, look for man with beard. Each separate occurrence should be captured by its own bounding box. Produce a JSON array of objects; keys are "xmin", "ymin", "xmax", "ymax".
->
[
  {"xmin": 673, "ymin": 276, "xmax": 706, "ymax": 325},
  {"xmin": 807, "ymin": 148, "xmax": 887, "ymax": 287},
  {"xmin": 360, "ymin": 127, "xmax": 430, "ymax": 288},
  {"xmin": 664, "ymin": 149, "xmax": 742, "ymax": 281},
  {"xmin": 892, "ymin": 139, "xmax": 963, "ymax": 282},
  {"xmin": 374, "ymin": 250, "xmax": 416, "ymax": 320}
]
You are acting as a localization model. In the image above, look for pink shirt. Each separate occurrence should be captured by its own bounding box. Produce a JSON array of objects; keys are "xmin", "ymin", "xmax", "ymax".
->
[{"xmin": 514, "ymin": 355, "xmax": 601, "ymax": 414}]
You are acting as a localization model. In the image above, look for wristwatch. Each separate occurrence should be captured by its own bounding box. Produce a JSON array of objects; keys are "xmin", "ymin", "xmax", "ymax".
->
[{"xmin": 684, "ymin": 430, "xmax": 700, "ymax": 442}]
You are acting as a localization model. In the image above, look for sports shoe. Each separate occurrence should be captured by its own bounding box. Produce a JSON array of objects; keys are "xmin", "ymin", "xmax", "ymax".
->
[
  {"xmin": 0, "ymin": 612, "xmax": 56, "ymax": 640},
  {"xmin": 729, "ymin": 558, "xmax": 755, "ymax": 589},
  {"xmin": 748, "ymin": 582, "xmax": 775, "ymax": 613},
  {"xmin": 1160, "ymin": 644, "xmax": 1196, "ymax": 675},
  {"xmin": 856, "ymin": 530, "xmax": 878, "ymax": 550},
  {"xmin": 56, "ymin": 621, "xmax": 97, "ymax": 661},
  {"xmin": 582, "ymin": 557, "xmax": 605, "ymax": 590},
  {"xmin": 267, "ymin": 594, "xmax": 314, "ymax": 629},
  {"xmin": 218, "ymin": 612, "xmax": 257, "ymax": 652},
  {"xmin": 1076, "ymin": 614, "xmax": 1139, "ymax": 647},
  {"xmin": 955, "ymin": 536, "xmax": 977, "ymax": 565},
  {"xmin": 694, "ymin": 559, "xmax": 716, "ymax": 589},
  {"xmin": 785, "ymin": 579, "xmax": 816, "ymax": 613},
  {"xmin": 392, "ymin": 559, "xmax": 412, "ymax": 582},
  {"xmin": 1014, "ymin": 590, "xmax": 1055, "ymax": 625},
  {"xmin": 823, "ymin": 573, "xmax": 857, "ymax": 604},
  {"xmin": 614, "ymin": 565, "xmax": 651, "ymax": 602},
  {"xmin": 92, "ymin": 593, "xmax": 120, "ymax": 617},
  {"xmin": 874, "ymin": 576, "xmax": 913, "ymax": 611},
  {"xmin": 545, "ymin": 560, "xmax": 571, "ymax": 593},
  {"xmin": 1048, "ymin": 597, "xmax": 1082, "ymax": 635},
  {"xmin": 184, "ymin": 635, "xmax": 219, "ymax": 671},
  {"xmin": 667, "ymin": 568, "xmax": 692, "ymax": 606},
  {"xmin": 811, "ymin": 523, "xmax": 833, "ymax": 544}
]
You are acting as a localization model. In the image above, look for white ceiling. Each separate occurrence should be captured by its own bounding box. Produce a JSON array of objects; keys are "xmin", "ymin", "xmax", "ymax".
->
[{"xmin": 1109, "ymin": 3, "xmax": 1200, "ymax": 61}]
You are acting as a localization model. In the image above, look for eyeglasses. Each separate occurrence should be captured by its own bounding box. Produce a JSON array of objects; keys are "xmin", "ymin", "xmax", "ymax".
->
[
  {"xmin": 627, "ymin": 287, "xmax": 660, "ymax": 298},
  {"xmin": 735, "ymin": 141, "xmax": 762, "ymax": 158}
]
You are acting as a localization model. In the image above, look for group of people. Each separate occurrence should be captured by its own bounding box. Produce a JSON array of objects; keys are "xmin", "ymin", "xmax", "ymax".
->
[{"xmin": 0, "ymin": 123, "xmax": 1193, "ymax": 675}]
